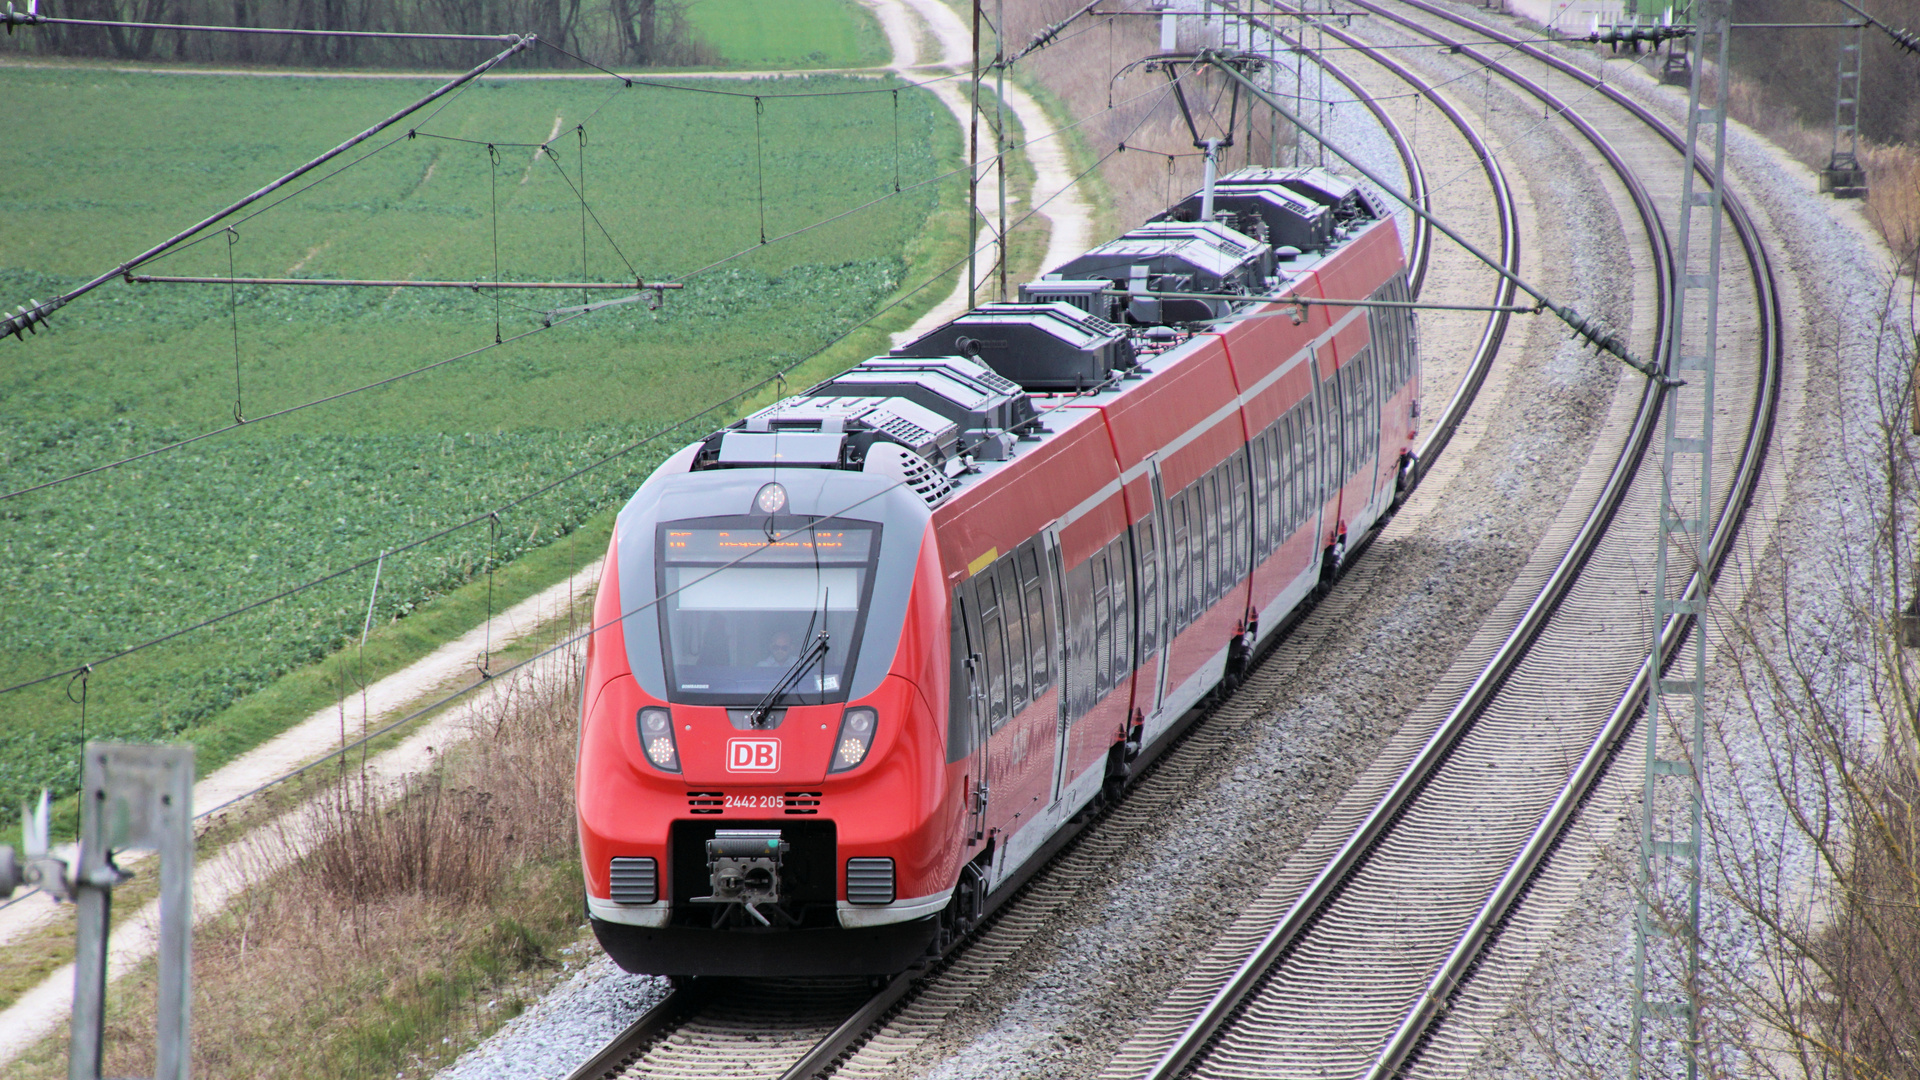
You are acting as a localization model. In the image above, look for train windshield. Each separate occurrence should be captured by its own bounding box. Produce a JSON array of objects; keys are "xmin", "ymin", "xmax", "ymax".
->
[{"xmin": 656, "ymin": 519, "xmax": 880, "ymax": 704}]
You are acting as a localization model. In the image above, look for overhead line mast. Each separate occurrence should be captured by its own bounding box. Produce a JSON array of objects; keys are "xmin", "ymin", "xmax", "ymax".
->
[{"xmin": 1199, "ymin": 51, "xmax": 1663, "ymax": 380}]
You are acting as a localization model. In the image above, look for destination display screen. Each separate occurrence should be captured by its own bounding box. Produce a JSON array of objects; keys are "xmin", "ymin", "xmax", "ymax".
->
[{"xmin": 661, "ymin": 526, "xmax": 873, "ymax": 564}]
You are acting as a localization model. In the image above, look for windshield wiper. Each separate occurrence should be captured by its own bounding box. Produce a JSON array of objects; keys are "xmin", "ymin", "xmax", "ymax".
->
[{"xmin": 746, "ymin": 630, "xmax": 830, "ymax": 729}]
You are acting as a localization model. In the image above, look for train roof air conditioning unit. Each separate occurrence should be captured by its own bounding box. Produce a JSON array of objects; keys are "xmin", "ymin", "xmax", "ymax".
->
[
  {"xmin": 1241, "ymin": 166, "xmax": 1389, "ymax": 227},
  {"xmin": 1156, "ymin": 173, "xmax": 1335, "ymax": 253},
  {"xmin": 710, "ymin": 394, "xmax": 961, "ymax": 469},
  {"xmin": 810, "ymin": 355, "xmax": 1039, "ymax": 447},
  {"xmin": 890, "ymin": 302, "xmax": 1136, "ymax": 393}
]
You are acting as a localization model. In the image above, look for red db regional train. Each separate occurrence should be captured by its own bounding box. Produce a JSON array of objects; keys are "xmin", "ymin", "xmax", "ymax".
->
[{"xmin": 577, "ymin": 166, "xmax": 1419, "ymax": 976}]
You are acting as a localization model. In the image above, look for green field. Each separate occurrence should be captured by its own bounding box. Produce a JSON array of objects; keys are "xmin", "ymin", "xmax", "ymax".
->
[
  {"xmin": 0, "ymin": 66, "xmax": 960, "ymax": 815},
  {"xmin": 686, "ymin": 0, "xmax": 890, "ymax": 69}
]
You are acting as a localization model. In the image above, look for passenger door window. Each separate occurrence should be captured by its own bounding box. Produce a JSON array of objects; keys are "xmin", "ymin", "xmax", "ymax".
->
[{"xmin": 997, "ymin": 559, "xmax": 1029, "ymax": 712}]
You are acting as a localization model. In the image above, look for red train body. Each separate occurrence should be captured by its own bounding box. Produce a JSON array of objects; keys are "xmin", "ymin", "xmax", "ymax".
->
[{"xmin": 577, "ymin": 167, "xmax": 1419, "ymax": 976}]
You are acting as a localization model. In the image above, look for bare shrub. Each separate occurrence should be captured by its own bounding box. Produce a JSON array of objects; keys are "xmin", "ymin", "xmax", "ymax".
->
[
  {"xmin": 1705, "ymin": 261, "xmax": 1920, "ymax": 1079},
  {"xmin": 1009, "ymin": 1, "xmax": 1296, "ymax": 233},
  {"xmin": 294, "ymin": 649, "xmax": 581, "ymax": 906},
  {"xmin": 301, "ymin": 771, "xmax": 509, "ymax": 904},
  {"xmin": 1723, "ymin": 69, "xmax": 1920, "ymax": 269},
  {"xmin": 10, "ymin": 645, "xmax": 592, "ymax": 1080}
]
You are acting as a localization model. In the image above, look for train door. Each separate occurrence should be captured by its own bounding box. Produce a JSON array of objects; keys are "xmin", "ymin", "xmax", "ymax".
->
[
  {"xmin": 1043, "ymin": 524, "xmax": 1073, "ymax": 807},
  {"xmin": 1309, "ymin": 349, "xmax": 1336, "ymax": 555},
  {"xmin": 953, "ymin": 587, "xmax": 991, "ymax": 849},
  {"xmin": 1146, "ymin": 457, "xmax": 1173, "ymax": 716}
]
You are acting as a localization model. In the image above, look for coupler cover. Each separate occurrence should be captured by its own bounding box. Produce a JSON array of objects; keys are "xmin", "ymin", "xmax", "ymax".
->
[{"xmin": 695, "ymin": 829, "xmax": 788, "ymax": 924}]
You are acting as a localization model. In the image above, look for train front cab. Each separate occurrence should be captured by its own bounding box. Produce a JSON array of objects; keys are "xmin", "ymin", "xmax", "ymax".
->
[{"xmin": 579, "ymin": 464, "xmax": 970, "ymax": 977}]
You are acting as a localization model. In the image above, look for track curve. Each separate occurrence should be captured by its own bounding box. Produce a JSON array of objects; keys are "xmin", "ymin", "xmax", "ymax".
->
[{"xmin": 1109, "ymin": 7, "xmax": 1782, "ymax": 1079}]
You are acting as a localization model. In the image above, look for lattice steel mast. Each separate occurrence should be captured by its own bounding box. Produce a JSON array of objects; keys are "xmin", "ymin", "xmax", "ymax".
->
[{"xmin": 1632, "ymin": 4, "xmax": 1728, "ymax": 1078}]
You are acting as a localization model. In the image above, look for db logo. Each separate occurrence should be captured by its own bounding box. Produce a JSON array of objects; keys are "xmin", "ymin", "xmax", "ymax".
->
[{"xmin": 726, "ymin": 738, "xmax": 780, "ymax": 772}]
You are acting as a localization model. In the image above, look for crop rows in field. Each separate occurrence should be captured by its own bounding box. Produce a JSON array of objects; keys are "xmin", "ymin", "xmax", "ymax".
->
[{"xmin": 0, "ymin": 67, "xmax": 957, "ymax": 811}]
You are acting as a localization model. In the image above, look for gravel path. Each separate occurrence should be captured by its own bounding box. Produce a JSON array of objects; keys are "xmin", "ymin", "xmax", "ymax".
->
[
  {"xmin": 0, "ymin": 570, "xmax": 595, "ymax": 1068},
  {"xmin": 429, "ymin": 1, "xmax": 1096, "ymax": 1073}
]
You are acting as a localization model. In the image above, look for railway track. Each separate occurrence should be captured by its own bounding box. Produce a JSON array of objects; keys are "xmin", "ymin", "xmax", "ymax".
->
[
  {"xmin": 1099, "ymin": 7, "xmax": 1783, "ymax": 1079},
  {"xmin": 554, "ymin": 31, "xmax": 1521, "ymax": 1080}
]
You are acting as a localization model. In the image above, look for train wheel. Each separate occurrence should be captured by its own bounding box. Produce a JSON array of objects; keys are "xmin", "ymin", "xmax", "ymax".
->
[
  {"xmin": 936, "ymin": 859, "xmax": 990, "ymax": 954},
  {"xmin": 1392, "ymin": 451, "xmax": 1418, "ymax": 509},
  {"xmin": 1314, "ymin": 541, "xmax": 1342, "ymax": 599}
]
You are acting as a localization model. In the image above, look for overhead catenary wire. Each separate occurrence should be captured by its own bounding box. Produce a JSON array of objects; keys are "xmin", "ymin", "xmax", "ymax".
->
[
  {"xmin": 1197, "ymin": 49, "xmax": 1660, "ymax": 379},
  {"xmin": 0, "ymin": 231, "xmax": 991, "ymax": 698},
  {"xmin": 0, "ymin": 86, "xmax": 1175, "ymax": 702},
  {"xmin": 0, "ymin": 471, "xmax": 920, "ymax": 913},
  {"xmin": 26, "ymin": 58, "xmax": 1182, "ymax": 519},
  {"xmin": 0, "ymin": 7, "xmax": 521, "ymax": 42},
  {"xmin": 1, "ymin": 34, "xmax": 537, "ymax": 341},
  {"xmin": 1, "ymin": 34, "xmax": 1187, "ymax": 697},
  {"xmin": 1, "ymin": 67, "xmax": 1179, "ymax": 503}
]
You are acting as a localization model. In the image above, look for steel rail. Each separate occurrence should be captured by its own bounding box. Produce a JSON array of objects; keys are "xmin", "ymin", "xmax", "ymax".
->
[
  {"xmin": 1232, "ymin": 0, "xmax": 1524, "ymax": 484},
  {"xmin": 791, "ymin": 24, "xmax": 1520, "ymax": 1080},
  {"xmin": 1141, "ymin": 8, "xmax": 1688, "ymax": 1077},
  {"xmin": 546, "ymin": 32, "xmax": 1486, "ymax": 1080},
  {"xmin": 1342, "ymin": 3, "xmax": 1784, "ymax": 1073},
  {"xmin": 561, "ymin": 985, "xmax": 712, "ymax": 1080}
]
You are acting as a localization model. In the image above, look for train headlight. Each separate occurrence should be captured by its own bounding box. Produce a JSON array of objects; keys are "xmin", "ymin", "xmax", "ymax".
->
[
  {"xmin": 829, "ymin": 707, "xmax": 878, "ymax": 773},
  {"xmin": 754, "ymin": 482, "xmax": 788, "ymax": 515},
  {"xmin": 638, "ymin": 707, "xmax": 680, "ymax": 773}
]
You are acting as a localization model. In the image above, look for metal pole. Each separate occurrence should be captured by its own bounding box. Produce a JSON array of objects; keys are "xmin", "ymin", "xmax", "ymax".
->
[
  {"xmin": 67, "ymin": 744, "xmax": 195, "ymax": 1080},
  {"xmin": 1200, "ymin": 138, "xmax": 1221, "ymax": 219},
  {"xmin": 1819, "ymin": 20, "xmax": 1868, "ymax": 197},
  {"xmin": 996, "ymin": 0, "xmax": 1009, "ymax": 301},
  {"xmin": 1204, "ymin": 56, "xmax": 1660, "ymax": 378},
  {"xmin": 1632, "ymin": 5, "xmax": 1727, "ymax": 1078},
  {"xmin": 969, "ymin": 0, "xmax": 983, "ymax": 310}
]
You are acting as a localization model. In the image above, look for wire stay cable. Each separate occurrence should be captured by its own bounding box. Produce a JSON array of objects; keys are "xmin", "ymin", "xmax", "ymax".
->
[
  {"xmin": 0, "ymin": 49, "xmax": 1184, "ymax": 696},
  {"xmin": 8, "ymin": 67, "xmax": 1185, "ymax": 504},
  {"xmin": 1, "ymin": 33, "xmax": 537, "ymax": 341},
  {"xmin": 0, "ymin": 7, "xmax": 521, "ymax": 41}
]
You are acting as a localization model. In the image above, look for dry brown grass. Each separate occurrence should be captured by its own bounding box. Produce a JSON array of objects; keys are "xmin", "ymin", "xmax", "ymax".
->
[
  {"xmin": 9, "ymin": 647, "xmax": 589, "ymax": 1080},
  {"xmin": 1008, "ymin": 0, "xmax": 1297, "ymax": 236},
  {"xmin": 1724, "ymin": 71, "xmax": 1920, "ymax": 268},
  {"xmin": 1807, "ymin": 767, "xmax": 1920, "ymax": 1077}
]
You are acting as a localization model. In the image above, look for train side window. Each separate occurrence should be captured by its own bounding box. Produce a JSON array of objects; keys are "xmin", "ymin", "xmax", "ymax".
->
[
  {"xmin": 1232, "ymin": 453, "xmax": 1251, "ymax": 583},
  {"xmin": 1136, "ymin": 518, "xmax": 1159, "ymax": 658},
  {"xmin": 1249, "ymin": 433, "xmax": 1269, "ymax": 558},
  {"xmin": 997, "ymin": 558, "xmax": 1029, "ymax": 712},
  {"xmin": 1266, "ymin": 430, "xmax": 1284, "ymax": 552},
  {"xmin": 1170, "ymin": 490, "xmax": 1191, "ymax": 632},
  {"xmin": 1391, "ymin": 275, "xmax": 1412, "ymax": 387},
  {"xmin": 1277, "ymin": 415, "xmax": 1294, "ymax": 537},
  {"xmin": 1367, "ymin": 283, "xmax": 1395, "ymax": 393},
  {"xmin": 1287, "ymin": 410, "xmax": 1304, "ymax": 533},
  {"xmin": 1356, "ymin": 348, "xmax": 1379, "ymax": 476},
  {"xmin": 1108, "ymin": 535, "xmax": 1133, "ymax": 686},
  {"xmin": 1305, "ymin": 382, "xmax": 1320, "ymax": 507},
  {"xmin": 948, "ymin": 586, "xmax": 976, "ymax": 762},
  {"xmin": 1092, "ymin": 549, "xmax": 1113, "ymax": 695},
  {"xmin": 1204, "ymin": 468, "xmax": 1223, "ymax": 602},
  {"xmin": 1339, "ymin": 361, "xmax": 1358, "ymax": 481},
  {"xmin": 1064, "ymin": 558, "xmax": 1096, "ymax": 718},
  {"xmin": 979, "ymin": 573, "xmax": 1009, "ymax": 730},
  {"xmin": 1018, "ymin": 542, "xmax": 1050, "ymax": 694}
]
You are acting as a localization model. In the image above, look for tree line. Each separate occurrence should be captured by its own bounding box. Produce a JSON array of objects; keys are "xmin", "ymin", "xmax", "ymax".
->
[{"xmin": 2, "ymin": 0, "xmax": 716, "ymax": 68}]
